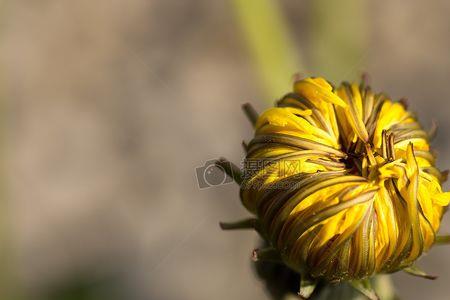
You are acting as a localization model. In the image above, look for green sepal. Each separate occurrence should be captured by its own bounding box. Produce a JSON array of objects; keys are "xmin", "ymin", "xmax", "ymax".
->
[
  {"xmin": 350, "ymin": 279, "xmax": 379, "ymax": 300},
  {"xmin": 219, "ymin": 218, "xmax": 258, "ymax": 230},
  {"xmin": 298, "ymin": 274, "xmax": 317, "ymax": 299},
  {"xmin": 252, "ymin": 247, "xmax": 281, "ymax": 263},
  {"xmin": 435, "ymin": 235, "xmax": 450, "ymax": 245},
  {"xmin": 215, "ymin": 158, "xmax": 243, "ymax": 185},
  {"xmin": 403, "ymin": 265, "xmax": 437, "ymax": 280},
  {"xmin": 242, "ymin": 103, "xmax": 259, "ymax": 126},
  {"xmin": 242, "ymin": 140, "xmax": 248, "ymax": 152}
]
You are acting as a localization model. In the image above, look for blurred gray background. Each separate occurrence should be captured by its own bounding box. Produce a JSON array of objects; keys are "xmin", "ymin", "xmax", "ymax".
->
[{"xmin": 1, "ymin": 0, "xmax": 450, "ymax": 299}]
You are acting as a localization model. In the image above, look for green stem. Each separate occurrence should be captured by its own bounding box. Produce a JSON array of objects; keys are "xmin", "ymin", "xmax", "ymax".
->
[
  {"xmin": 309, "ymin": 0, "xmax": 368, "ymax": 83},
  {"xmin": 311, "ymin": 276, "xmax": 396, "ymax": 300},
  {"xmin": 373, "ymin": 275, "xmax": 396, "ymax": 300},
  {"xmin": 231, "ymin": 0, "xmax": 303, "ymax": 101}
]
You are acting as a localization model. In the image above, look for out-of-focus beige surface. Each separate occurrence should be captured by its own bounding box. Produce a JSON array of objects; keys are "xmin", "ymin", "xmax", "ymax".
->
[{"xmin": 1, "ymin": 1, "xmax": 450, "ymax": 299}]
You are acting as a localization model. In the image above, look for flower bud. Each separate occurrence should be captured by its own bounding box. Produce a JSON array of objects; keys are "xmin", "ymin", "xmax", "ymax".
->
[{"xmin": 220, "ymin": 76, "xmax": 450, "ymax": 294}]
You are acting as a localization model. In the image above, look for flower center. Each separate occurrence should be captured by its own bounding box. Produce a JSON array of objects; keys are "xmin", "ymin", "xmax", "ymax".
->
[{"xmin": 341, "ymin": 130, "xmax": 396, "ymax": 183}]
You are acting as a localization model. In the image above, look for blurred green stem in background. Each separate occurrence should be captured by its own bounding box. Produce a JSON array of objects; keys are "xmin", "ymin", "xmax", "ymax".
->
[
  {"xmin": 231, "ymin": 0, "xmax": 303, "ymax": 102},
  {"xmin": 309, "ymin": 0, "xmax": 368, "ymax": 82},
  {"xmin": 312, "ymin": 276, "xmax": 396, "ymax": 300},
  {"xmin": 373, "ymin": 275, "xmax": 396, "ymax": 300}
]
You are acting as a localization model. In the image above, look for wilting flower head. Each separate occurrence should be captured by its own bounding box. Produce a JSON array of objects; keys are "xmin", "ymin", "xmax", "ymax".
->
[{"xmin": 219, "ymin": 76, "xmax": 450, "ymax": 294}]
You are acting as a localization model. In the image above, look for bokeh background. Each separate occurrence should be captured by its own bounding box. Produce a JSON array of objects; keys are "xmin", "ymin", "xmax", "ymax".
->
[{"xmin": 1, "ymin": 0, "xmax": 450, "ymax": 299}]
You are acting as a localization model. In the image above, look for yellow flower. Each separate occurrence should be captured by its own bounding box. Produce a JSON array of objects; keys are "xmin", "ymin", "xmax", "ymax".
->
[{"xmin": 218, "ymin": 76, "xmax": 450, "ymax": 298}]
